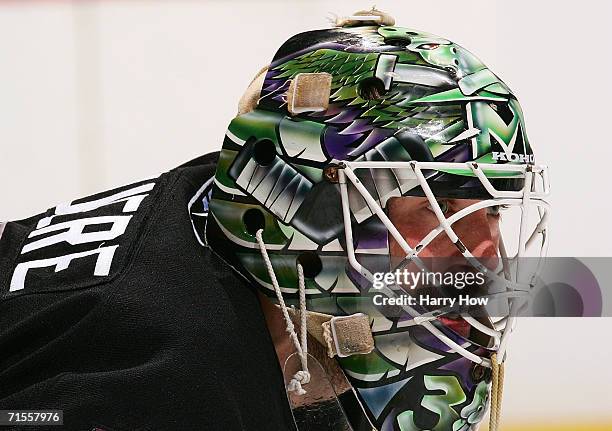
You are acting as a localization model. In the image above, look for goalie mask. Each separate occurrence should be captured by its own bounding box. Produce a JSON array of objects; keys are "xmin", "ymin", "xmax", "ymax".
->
[{"xmin": 206, "ymin": 10, "xmax": 550, "ymax": 431}]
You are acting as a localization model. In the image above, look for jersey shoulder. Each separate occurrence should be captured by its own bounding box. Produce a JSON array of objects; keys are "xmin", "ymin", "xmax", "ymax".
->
[{"xmin": 0, "ymin": 152, "xmax": 219, "ymax": 298}]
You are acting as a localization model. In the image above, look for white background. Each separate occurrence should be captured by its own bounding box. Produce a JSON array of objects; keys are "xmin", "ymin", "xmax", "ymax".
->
[{"xmin": 1, "ymin": 0, "xmax": 611, "ymax": 425}]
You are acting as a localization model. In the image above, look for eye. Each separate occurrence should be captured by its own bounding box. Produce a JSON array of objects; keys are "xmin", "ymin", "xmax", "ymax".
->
[
  {"xmin": 487, "ymin": 205, "xmax": 508, "ymax": 216},
  {"xmin": 427, "ymin": 200, "xmax": 450, "ymax": 215}
]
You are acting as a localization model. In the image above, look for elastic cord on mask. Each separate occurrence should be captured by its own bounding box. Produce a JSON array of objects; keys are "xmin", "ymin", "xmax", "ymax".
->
[{"xmin": 255, "ymin": 229, "xmax": 310, "ymax": 395}]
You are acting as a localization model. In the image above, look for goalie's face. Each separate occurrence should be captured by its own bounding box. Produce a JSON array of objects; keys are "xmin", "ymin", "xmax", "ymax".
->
[
  {"xmin": 387, "ymin": 197, "xmax": 501, "ymax": 267},
  {"xmin": 387, "ymin": 196, "xmax": 504, "ymax": 341}
]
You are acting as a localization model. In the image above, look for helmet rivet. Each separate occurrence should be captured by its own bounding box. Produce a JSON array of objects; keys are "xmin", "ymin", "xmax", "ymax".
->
[{"xmin": 324, "ymin": 165, "xmax": 340, "ymax": 183}]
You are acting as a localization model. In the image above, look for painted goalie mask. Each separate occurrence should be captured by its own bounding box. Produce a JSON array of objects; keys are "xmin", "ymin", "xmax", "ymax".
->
[{"xmin": 205, "ymin": 10, "xmax": 550, "ymax": 431}]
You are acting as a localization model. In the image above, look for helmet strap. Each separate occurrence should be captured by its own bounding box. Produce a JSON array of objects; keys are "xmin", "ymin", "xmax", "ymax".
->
[
  {"xmin": 489, "ymin": 353, "xmax": 506, "ymax": 431},
  {"xmin": 255, "ymin": 229, "xmax": 311, "ymax": 395}
]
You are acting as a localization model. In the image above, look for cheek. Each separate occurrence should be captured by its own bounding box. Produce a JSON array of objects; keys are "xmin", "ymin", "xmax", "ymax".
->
[
  {"xmin": 420, "ymin": 235, "xmax": 454, "ymax": 257},
  {"xmin": 488, "ymin": 216, "xmax": 502, "ymax": 245},
  {"xmin": 388, "ymin": 211, "xmax": 440, "ymax": 257},
  {"xmin": 388, "ymin": 237, "xmax": 404, "ymax": 258}
]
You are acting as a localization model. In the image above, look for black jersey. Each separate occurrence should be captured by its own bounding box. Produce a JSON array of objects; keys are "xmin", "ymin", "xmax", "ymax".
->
[{"xmin": 0, "ymin": 152, "xmax": 296, "ymax": 431}]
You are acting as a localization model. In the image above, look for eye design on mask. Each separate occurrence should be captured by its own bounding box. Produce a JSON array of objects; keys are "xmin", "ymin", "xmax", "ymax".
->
[{"xmin": 417, "ymin": 43, "xmax": 440, "ymax": 50}]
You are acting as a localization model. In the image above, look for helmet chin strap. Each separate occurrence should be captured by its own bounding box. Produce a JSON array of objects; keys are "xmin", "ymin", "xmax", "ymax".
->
[
  {"xmin": 489, "ymin": 353, "xmax": 505, "ymax": 431},
  {"xmin": 255, "ymin": 229, "xmax": 311, "ymax": 395},
  {"xmin": 255, "ymin": 228, "xmax": 377, "ymax": 396}
]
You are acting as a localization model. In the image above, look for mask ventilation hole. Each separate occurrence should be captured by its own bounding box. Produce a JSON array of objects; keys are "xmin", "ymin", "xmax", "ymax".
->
[
  {"xmin": 297, "ymin": 252, "xmax": 323, "ymax": 278},
  {"xmin": 253, "ymin": 139, "xmax": 277, "ymax": 166},
  {"xmin": 357, "ymin": 77, "xmax": 386, "ymax": 101},
  {"xmin": 383, "ymin": 28, "xmax": 417, "ymax": 47},
  {"xmin": 384, "ymin": 37, "xmax": 410, "ymax": 47},
  {"xmin": 243, "ymin": 208, "xmax": 266, "ymax": 235}
]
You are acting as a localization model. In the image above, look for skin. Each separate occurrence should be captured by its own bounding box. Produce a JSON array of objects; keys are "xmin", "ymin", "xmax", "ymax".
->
[
  {"xmin": 387, "ymin": 197, "xmax": 503, "ymax": 340},
  {"xmin": 259, "ymin": 197, "xmax": 502, "ymax": 406},
  {"xmin": 387, "ymin": 197, "xmax": 501, "ymax": 268}
]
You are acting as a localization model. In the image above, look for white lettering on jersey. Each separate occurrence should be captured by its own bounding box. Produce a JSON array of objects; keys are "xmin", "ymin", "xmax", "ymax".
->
[
  {"xmin": 23, "ymin": 215, "xmax": 132, "ymax": 254},
  {"xmin": 10, "ymin": 182, "xmax": 154, "ymax": 293},
  {"xmin": 10, "ymin": 245, "xmax": 118, "ymax": 292},
  {"xmin": 36, "ymin": 183, "xmax": 154, "ymax": 229}
]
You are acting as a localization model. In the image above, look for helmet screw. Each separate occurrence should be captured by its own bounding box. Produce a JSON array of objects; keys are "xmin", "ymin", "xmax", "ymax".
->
[{"xmin": 324, "ymin": 164, "xmax": 340, "ymax": 183}]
